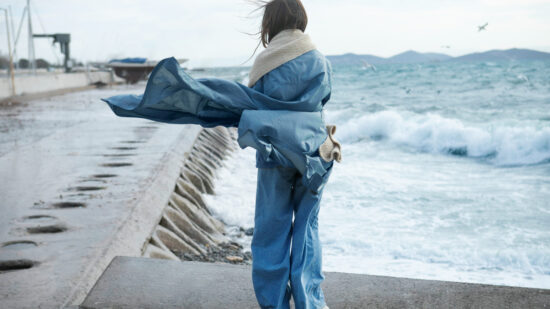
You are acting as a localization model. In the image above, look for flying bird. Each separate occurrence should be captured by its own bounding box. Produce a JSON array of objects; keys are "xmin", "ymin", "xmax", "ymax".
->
[
  {"xmin": 441, "ymin": 45, "xmax": 451, "ymax": 49},
  {"xmin": 478, "ymin": 22, "xmax": 488, "ymax": 32},
  {"xmin": 360, "ymin": 60, "xmax": 377, "ymax": 72}
]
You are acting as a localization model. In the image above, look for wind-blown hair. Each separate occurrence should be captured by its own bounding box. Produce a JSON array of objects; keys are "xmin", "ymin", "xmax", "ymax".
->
[
  {"xmin": 258, "ymin": 0, "xmax": 308, "ymax": 47},
  {"xmin": 242, "ymin": 0, "xmax": 308, "ymax": 65}
]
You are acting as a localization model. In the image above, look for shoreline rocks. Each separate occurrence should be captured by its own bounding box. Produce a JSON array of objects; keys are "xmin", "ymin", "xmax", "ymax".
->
[{"xmin": 175, "ymin": 242, "xmax": 252, "ymax": 265}]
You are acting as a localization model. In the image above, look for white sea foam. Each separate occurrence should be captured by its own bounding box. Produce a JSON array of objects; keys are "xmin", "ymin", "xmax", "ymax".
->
[
  {"xmin": 203, "ymin": 147, "xmax": 257, "ymax": 250},
  {"xmin": 333, "ymin": 110, "xmax": 550, "ymax": 166},
  {"xmin": 206, "ymin": 141, "xmax": 550, "ymax": 289}
]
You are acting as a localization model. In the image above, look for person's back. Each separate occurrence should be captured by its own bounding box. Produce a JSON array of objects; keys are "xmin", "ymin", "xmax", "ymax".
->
[
  {"xmin": 244, "ymin": 2, "xmax": 333, "ymax": 309},
  {"xmin": 102, "ymin": 1, "xmax": 337, "ymax": 308},
  {"xmin": 246, "ymin": 31, "xmax": 333, "ymax": 175}
]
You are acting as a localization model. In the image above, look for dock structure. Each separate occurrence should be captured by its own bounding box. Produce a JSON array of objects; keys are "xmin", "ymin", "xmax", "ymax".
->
[{"xmin": 81, "ymin": 256, "xmax": 550, "ymax": 309}]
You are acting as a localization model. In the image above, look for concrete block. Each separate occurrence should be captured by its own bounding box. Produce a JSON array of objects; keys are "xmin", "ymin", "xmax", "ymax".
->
[{"xmin": 81, "ymin": 256, "xmax": 550, "ymax": 309}]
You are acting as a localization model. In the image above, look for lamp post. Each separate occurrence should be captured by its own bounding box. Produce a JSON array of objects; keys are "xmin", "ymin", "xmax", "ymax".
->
[
  {"xmin": 0, "ymin": 7, "xmax": 15, "ymax": 96},
  {"xmin": 26, "ymin": 0, "xmax": 35, "ymax": 74}
]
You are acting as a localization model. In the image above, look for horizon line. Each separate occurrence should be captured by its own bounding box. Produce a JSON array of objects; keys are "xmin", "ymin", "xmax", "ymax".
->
[{"xmin": 328, "ymin": 47, "xmax": 550, "ymax": 59}]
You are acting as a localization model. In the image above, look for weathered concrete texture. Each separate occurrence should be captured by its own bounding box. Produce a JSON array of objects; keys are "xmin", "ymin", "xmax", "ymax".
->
[
  {"xmin": 0, "ymin": 86, "xmax": 201, "ymax": 308},
  {"xmin": 81, "ymin": 257, "xmax": 256, "ymax": 309},
  {"xmin": 81, "ymin": 256, "xmax": 550, "ymax": 309},
  {"xmin": 0, "ymin": 71, "xmax": 116, "ymax": 100}
]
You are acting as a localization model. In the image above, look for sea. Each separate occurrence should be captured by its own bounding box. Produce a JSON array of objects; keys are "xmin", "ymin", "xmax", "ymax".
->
[{"xmin": 190, "ymin": 59, "xmax": 550, "ymax": 289}]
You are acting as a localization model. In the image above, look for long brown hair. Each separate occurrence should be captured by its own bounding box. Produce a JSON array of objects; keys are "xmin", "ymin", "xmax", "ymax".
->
[
  {"xmin": 260, "ymin": 0, "xmax": 308, "ymax": 47},
  {"xmin": 242, "ymin": 0, "xmax": 308, "ymax": 65}
]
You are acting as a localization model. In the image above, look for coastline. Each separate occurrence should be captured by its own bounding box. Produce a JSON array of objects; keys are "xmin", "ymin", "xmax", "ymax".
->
[{"xmin": 1, "ymin": 84, "xmax": 549, "ymax": 308}]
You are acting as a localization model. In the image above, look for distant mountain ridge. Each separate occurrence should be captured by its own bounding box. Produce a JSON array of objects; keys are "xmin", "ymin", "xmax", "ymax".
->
[
  {"xmin": 326, "ymin": 53, "xmax": 386, "ymax": 65},
  {"xmin": 387, "ymin": 50, "xmax": 453, "ymax": 63},
  {"xmin": 326, "ymin": 48, "xmax": 550, "ymax": 65},
  {"xmin": 450, "ymin": 48, "xmax": 550, "ymax": 62}
]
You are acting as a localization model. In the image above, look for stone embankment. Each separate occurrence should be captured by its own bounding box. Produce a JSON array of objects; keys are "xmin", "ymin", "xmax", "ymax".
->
[{"xmin": 143, "ymin": 127, "xmax": 252, "ymax": 265}]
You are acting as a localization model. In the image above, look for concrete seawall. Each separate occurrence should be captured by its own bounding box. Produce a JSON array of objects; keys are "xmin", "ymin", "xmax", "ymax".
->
[
  {"xmin": 0, "ymin": 71, "xmax": 115, "ymax": 101},
  {"xmin": 0, "ymin": 86, "xmax": 204, "ymax": 308},
  {"xmin": 141, "ymin": 127, "xmax": 240, "ymax": 261},
  {"xmin": 0, "ymin": 81, "xmax": 245, "ymax": 308},
  {"xmin": 81, "ymin": 256, "xmax": 550, "ymax": 309}
]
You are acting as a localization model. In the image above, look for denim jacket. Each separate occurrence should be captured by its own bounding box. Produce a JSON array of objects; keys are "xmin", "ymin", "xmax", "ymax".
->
[{"xmin": 102, "ymin": 50, "xmax": 333, "ymax": 192}]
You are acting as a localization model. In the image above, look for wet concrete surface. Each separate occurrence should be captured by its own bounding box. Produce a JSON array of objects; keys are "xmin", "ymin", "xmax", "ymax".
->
[
  {"xmin": 81, "ymin": 256, "xmax": 550, "ymax": 309},
  {"xmin": 0, "ymin": 84, "xmax": 201, "ymax": 308}
]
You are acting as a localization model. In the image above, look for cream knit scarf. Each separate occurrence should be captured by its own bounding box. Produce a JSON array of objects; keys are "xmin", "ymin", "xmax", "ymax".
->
[
  {"xmin": 247, "ymin": 29, "xmax": 342, "ymax": 163},
  {"xmin": 248, "ymin": 29, "xmax": 316, "ymax": 87}
]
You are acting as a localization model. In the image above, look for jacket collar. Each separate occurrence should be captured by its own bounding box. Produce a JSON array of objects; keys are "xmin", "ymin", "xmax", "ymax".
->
[{"xmin": 248, "ymin": 29, "xmax": 316, "ymax": 87}]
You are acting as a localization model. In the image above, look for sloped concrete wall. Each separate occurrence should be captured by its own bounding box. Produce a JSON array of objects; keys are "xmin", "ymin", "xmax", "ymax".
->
[
  {"xmin": 0, "ymin": 71, "xmax": 113, "ymax": 100},
  {"xmin": 142, "ymin": 127, "xmax": 238, "ymax": 260}
]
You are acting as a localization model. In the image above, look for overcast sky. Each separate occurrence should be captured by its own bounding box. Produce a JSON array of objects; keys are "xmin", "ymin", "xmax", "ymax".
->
[{"xmin": 1, "ymin": 0, "xmax": 549, "ymax": 67}]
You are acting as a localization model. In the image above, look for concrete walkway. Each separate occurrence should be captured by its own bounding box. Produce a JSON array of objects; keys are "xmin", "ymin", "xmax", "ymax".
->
[
  {"xmin": 81, "ymin": 256, "xmax": 550, "ymax": 309},
  {"xmin": 0, "ymin": 86, "xmax": 201, "ymax": 308}
]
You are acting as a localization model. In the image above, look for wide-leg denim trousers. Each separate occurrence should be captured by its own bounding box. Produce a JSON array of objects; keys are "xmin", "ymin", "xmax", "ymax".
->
[{"xmin": 251, "ymin": 166, "xmax": 328, "ymax": 309}]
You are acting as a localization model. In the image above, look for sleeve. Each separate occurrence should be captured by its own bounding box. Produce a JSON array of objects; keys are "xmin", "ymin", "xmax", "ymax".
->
[{"xmin": 101, "ymin": 57, "xmax": 326, "ymax": 128}]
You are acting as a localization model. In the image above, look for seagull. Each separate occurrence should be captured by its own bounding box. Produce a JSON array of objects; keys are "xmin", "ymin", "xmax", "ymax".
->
[
  {"xmin": 478, "ymin": 22, "xmax": 488, "ymax": 32},
  {"xmin": 360, "ymin": 60, "xmax": 377, "ymax": 72}
]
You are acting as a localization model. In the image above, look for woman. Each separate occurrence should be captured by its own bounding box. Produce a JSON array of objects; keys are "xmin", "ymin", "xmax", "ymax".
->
[{"xmin": 103, "ymin": 1, "xmax": 339, "ymax": 308}]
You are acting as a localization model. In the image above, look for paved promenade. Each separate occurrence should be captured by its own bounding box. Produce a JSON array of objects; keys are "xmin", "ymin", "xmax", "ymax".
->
[
  {"xmin": 82, "ymin": 256, "xmax": 550, "ymax": 309},
  {"xmin": 0, "ymin": 86, "xmax": 200, "ymax": 308}
]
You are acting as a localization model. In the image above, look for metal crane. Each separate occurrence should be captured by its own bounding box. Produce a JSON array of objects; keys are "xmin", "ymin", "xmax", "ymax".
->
[{"xmin": 32, "ymin": 33, "xmax": 71, "ymax": 72}]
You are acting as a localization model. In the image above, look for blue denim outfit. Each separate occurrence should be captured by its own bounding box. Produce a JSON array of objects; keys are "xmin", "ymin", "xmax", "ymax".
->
[
  {"xmin": 102, "ymin": 50, "xmax": 333, "ymax": 309},
  {"xmin": 253, "ymin": 163, "xmax": 332, "ymax": 309}
]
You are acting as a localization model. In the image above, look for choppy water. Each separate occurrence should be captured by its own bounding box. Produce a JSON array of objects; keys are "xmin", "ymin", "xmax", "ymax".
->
[{"xmin": 194, "ymin": 59, "xmax": 550, "ymax": 289}]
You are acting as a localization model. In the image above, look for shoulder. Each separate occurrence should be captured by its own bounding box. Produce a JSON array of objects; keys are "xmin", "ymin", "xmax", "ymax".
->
[
  {"xmin": 280, "ymin": 50, "xmax": 330, "ymax": 73},
  {"xmin": 263, "ymin": 50, "xmax": 331, "ymax": 85},
  {"xmin": 252, "ymin": 50, "xmax": 332, "ymax": 102}
]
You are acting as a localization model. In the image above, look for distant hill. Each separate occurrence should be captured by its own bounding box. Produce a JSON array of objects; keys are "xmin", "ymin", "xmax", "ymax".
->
[
  {"xmin": 450, "ymin": 48, "xmax": 550, "ymax": 62},
  {"xmin": 387, "ymin": 50, "xmax": 452, "ymax": 63},
  {"xmin": 326, "ymin": 53, "xmax": 386, "ymax": 65},
  {"xmin": 326, "ymin": 51, "xmax": 452, "ymax": 65},
  {"xmin": 327, "ymin": 48, "xmax": 550, "ymax": 65}
]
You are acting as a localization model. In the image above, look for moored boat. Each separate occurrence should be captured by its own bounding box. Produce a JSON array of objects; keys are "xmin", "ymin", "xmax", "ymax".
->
[{"xmin": 108, "ymin": 58, "xmax": 188, "ymax": 84}]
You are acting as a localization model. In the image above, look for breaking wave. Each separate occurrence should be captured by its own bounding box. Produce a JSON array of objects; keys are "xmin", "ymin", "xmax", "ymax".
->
[{"xmin": 336, "ymin": 110, "xmax": 550, "ymax": 166}]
